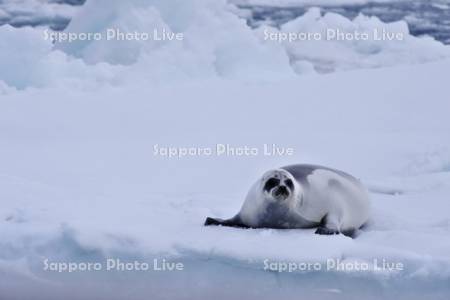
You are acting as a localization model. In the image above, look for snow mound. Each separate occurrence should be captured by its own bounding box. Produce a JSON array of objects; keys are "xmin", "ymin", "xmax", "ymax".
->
[
  {"xmin": 0, "ymin": 25, "xmax": 120, "ymax": 90},
  {"xmin": 56, "ymin": 0, "xmax": 293, "ymax": 81},
  {"xmin": 0, "ymin": 1, "xmax": 450, "ymax": 89},
  {"xmin": 255, "ymin": 8, "xmax": 450, "ymax": 73},
  {"xmin": 0, "ymin": 0, "xmax": 293, "ymax": 89}
]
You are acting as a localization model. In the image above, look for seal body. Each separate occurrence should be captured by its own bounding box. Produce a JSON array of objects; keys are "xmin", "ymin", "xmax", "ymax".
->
[{"xmin": 205, "ymin": 164, "xmax": 370, "ymax": 237}]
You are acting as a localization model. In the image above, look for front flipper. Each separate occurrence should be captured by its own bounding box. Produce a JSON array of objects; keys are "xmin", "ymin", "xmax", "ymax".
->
[
  {"xmin": 204, "ymin": 216, "xmax": 249, "ymax": 228},
  {"xmin": 315, "ymin": 226, "xmax": 339, "ymax": 235},
  {"xmin": 315, "ymin": 214, "xmax": 340, "ymax": 235},
  {"xmin": 315, "ymin": 214, "xmax": 358, "ymax": 237}
]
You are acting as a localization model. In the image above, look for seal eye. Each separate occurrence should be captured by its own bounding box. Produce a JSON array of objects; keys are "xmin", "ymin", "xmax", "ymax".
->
[
  {"xmin": 285, "ymin": 179, "xmax": 294, "ymax": 190},
  {"xmin": 264, "ymin": 178, "xmax": 280, "ymax": 192}
]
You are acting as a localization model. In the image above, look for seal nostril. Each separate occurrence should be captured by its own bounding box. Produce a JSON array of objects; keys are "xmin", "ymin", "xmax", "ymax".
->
[{"xmin": 273, "ymin": 186, "xmax": 289, "ymax": 199}]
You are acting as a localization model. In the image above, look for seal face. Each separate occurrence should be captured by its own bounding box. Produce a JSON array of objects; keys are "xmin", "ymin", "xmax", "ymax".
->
[
  {"xmin": 263, "ymin": 170, "xmax": 293, "ymax": 201},
  {"xmin": 204, "ymin": 164, "xmax": 371, "ymax": 237}
]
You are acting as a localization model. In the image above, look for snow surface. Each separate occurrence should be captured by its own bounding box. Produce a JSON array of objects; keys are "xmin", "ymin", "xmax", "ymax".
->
[
  {"xmin": 2, "ymin": 61, "xmax": 450, "ymax": 299},
  {"xmin": 1, "ymin": 0, "xmax": 450, "ymax": 299}
]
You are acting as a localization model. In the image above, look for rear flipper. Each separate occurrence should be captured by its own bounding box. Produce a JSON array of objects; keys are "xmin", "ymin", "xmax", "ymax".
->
[{"xmin": 204, "ymin": 216, "xmax": 249, "ymax": 228}]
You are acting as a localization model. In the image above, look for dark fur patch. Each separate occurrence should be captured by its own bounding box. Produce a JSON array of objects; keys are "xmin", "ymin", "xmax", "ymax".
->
[
  {"xmin": 204, "ymin": 216, "xmax": 250, "ymax": 228},
  {"xmin": 315, "ymin": 227, "xmax": 339, "ymax": 235},
  {"xmin": 264, "ymin": 178, "xmax": 280, "ymax": 192},
  {"xmin": 285, "ymin": 179, "xmax": 294, "ymax": 190}
]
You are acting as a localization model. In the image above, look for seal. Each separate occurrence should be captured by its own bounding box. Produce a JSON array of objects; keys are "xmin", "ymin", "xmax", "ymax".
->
[{"xmin": 204, "ymin": 164, "xmax": 370, "ymax": 237}]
